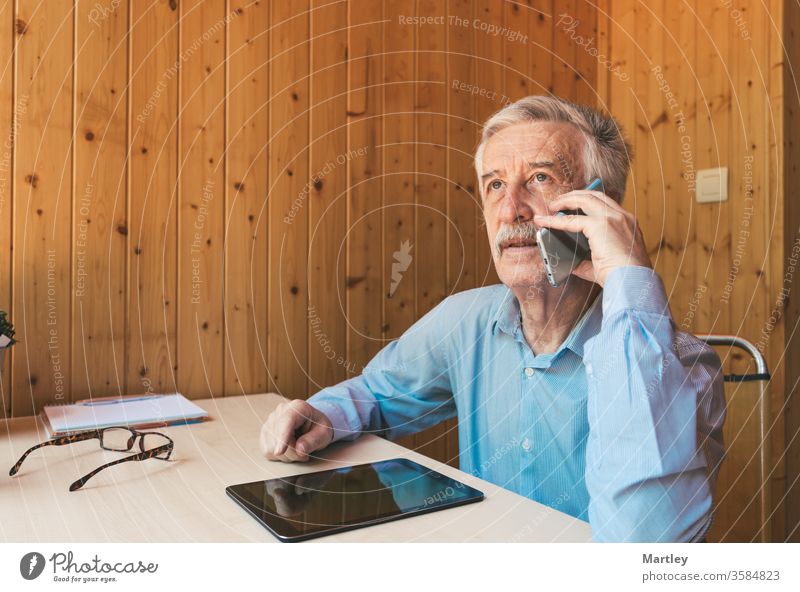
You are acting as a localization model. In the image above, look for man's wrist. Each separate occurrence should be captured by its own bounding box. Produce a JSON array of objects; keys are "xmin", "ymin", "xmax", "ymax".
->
[
  {"xmin": 601, "ymin": 265, "xmax": 670, "ymax": 318},
  {"xmin": 307, "ymin": 399, "xmax": 354, "ymax": 443}
]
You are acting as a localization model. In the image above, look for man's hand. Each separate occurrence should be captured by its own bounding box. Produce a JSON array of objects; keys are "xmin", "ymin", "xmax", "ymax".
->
[
  {"xmin": 533, "ymin": 189, "xmax": 651, "ymax": 286},
  {"xmin": 260, "ymin": 399, "xmax": 334, "ymax": 462}
]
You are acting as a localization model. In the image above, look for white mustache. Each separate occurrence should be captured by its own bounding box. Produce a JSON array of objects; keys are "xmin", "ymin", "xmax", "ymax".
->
[{"xmin": 495, "ymin": 222, "xmax": 538, "ymax": 256}]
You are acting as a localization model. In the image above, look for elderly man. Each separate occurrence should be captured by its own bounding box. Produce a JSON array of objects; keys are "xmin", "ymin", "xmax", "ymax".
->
[{"xmin": 259, "ymin": 96, "xmax": 726, "ymax": 542}]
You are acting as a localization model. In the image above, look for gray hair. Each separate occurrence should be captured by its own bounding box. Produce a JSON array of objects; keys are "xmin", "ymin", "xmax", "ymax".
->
[{"xmin": 474, "ymin": 96, "xmax": 632, "ymax": 202}]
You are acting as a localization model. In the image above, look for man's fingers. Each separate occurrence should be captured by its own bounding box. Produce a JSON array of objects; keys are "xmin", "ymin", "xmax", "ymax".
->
[
  {"xmin": 548, "ymin": 190, "xmax": 620, "ymax": 216},
  {"xmin": 534, "ymin": 213, "xmax": 592, "ymax": 233},
  {"xmin": 295, "ymin": 422, "xmax": 331, "ymax": 458},
  {"xmin": 281, "ymin": 445, "xmax": 305, "ymax": 462},
  {"xmin": 260, "ymin": 401, "xmax": 333, "ymax": 463},
  {"xmin": 272, "ymin": 404, "xmax": 307, "ymax": 456}
]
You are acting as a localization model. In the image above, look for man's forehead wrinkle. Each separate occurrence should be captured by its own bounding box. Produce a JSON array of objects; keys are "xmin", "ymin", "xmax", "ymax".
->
[{"xmin": 482, "ymin": 121, "xmax": 583, "ymax": 181}]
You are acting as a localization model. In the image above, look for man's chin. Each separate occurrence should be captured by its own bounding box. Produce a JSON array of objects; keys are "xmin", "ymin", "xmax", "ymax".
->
[{"xmin": 494, "ymin": 254, "xmax": 547, "ymax": 289}]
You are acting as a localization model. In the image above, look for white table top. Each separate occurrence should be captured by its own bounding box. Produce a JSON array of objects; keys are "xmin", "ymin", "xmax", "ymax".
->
[{"xmin": 0, "ymin": 393, "xmax": 591, "ymax": 542}]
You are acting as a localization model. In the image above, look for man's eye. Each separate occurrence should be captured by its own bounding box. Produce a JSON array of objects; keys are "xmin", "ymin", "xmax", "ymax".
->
[
  {"xmin": 530, "ymin": 172, "xmax": 551, "ymax": 184},
  {"xmin": 489, "ymin": 179, "xmax": 503, "ymax": 191}
]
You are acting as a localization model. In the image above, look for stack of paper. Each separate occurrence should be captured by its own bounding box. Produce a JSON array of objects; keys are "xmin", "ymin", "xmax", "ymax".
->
[{"xmin": 42, "ymin": 393, "xmax": 209, "ymax": 437}]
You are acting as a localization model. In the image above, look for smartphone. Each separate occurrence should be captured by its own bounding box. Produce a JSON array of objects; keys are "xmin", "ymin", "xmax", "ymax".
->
[{"xmin": 536, "ymin": 178, "xmax": 603, "ymax": 288}]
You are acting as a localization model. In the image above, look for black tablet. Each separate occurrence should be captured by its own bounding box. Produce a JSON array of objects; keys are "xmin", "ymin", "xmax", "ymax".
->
[{"xmin": 226, "ymin": 457, "xmax": 484, "ymax": 542}]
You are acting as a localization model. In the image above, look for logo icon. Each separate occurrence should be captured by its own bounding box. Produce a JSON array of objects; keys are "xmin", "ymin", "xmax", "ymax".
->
[
  {"xmin": 20, "ymin": 552, "xmax": 45, "ymax": 580},
  {"xmin": 389, "ymin": 239, "xmax": 413, "ymax": 296}
]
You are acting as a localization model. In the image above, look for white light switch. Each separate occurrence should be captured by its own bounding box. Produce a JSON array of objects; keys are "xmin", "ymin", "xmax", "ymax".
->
[{"xmin": 696, "ymin": 167, "xmax": 728, "ymax": 203}]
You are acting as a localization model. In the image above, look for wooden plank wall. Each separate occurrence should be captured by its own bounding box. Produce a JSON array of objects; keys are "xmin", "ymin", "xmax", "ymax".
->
[
  {"xmin": 0, "ymin": 0, "xmax": 596, "ymax": 465},
  {"xmin": 599, "ymin": 0, "xmax": 796, "ymax": 541},
  {"xmin": 782, "ymin": 0, "xmax": 800, "ymax": 544}
]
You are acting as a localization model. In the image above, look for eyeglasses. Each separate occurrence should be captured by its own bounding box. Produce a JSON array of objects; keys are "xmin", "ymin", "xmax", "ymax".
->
[{"xmin": 9, "ymin": 427, "xmax": 174, "ymax": 491}]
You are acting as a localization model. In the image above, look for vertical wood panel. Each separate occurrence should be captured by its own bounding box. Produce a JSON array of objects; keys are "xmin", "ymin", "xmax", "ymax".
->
[
  {"xmin": 73, "ymin": 0, "xmax": 128, "ymax": 400},
  {"xmin": 473, "ymin": 0, "xmax": 502, "ymax": 287},
  {"xmin": 346, "ymin": 0, "xmax": 384, "ymax": 372},
  {"xmin": 447, "ymin": 0, "xmax": 478, "ymax": 297},
  {"xmin": 551, "ymin": 0, "xmax": 576, "ymax": 100},
  {"xmin": 444, "ymin": 0, "xmax": 478, "ymax": 467},
  {"xmin": 382, "ymin": 0, "xmax": 416, "ymax": 343},
  {"xmin": 128, "ymin": 0, "xmax": 178, "ymax": 396},
  {"xmin": 722, "ymin": 0, "xmax": 773, "ymax": 540},
  {"xmin": 13, "ymin": 0, "xmax": 74, "ymax": 415},
  {"xmin": 225, "ymin": 0, "xmax": 269, "ymax": 396},
  {"xmin": 178, "ymin": 0, "xmax": 226, "ymax": 398},
  {"xmin": 659, "ymin": 0, "xmax": 688, "ymax": 308},
  {"xmin": 595, "ymin": 0, "xmax": 610, "ymax": 108},
  {"xmin": 268, "ymin": 0, "xmax": 309, "ymax": 398},
  {"xmin": 574, "ymin": 0, "xmax": 597, "ymax": 106},
  {"xmin": 780, "ymin": 0, "xmax": 800, "ymax": 542},
  {"xmin": 530, "ymin": 0, "xmax": 553, "ymax": 95},
  {"xmin": 413, "ymin": 0, "xmax": 449, "ymax": 462},
  {"xmin": 694, "ymin": 1, "xmax": 731, "ymax": 339},
  {"xmin": 766, "ymin": 0, "xmax": 789, "ymax": 541},
  {"xmin": 608, "ymin": 1, "xmax": 636, "ymax": 209},
  {"xmin": 504, "ymin": 0, "xmax": 529, "ymax": 102},
  {"xmin": 0, "ymin": 0, "xmax": 15, "ymax": 416},
  {"xmin": 308, "ymin": 0, "xmax": 348, "ymax": 391},
  {"xmin": 384, "ymin": 0, "xmax": 417, "ymax": 451},
  {"xmin": 632, "ymin": 1, "xmax": 662, "ymax": 277}
]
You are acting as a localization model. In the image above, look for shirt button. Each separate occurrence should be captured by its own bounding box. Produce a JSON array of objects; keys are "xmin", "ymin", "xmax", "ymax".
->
[
  {"xmin": 524, "ymin": 367, "xmax": 534, "ymax": 378},
  {"xmin": 521, "ymin": 437, "xmax": 532, "ymax": 452}
]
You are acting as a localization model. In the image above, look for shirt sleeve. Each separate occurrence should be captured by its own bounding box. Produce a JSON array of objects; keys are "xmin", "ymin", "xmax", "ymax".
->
[
  {"xmin": 307, "ymin": 299, "xmax": 456, "ymax": 442},
  {"xmin": 583, "ymin": 266, "xmax": 726, "ymax": 542}
]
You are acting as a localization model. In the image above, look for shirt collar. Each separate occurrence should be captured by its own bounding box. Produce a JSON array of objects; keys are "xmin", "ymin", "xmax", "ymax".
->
[{"xmin": 491, "ymin": 286, "xmax": 604, "ymax": 358}]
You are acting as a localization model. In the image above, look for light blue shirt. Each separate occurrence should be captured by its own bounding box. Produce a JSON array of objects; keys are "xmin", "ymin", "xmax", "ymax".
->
[{"xmin": 308, "ymin": 266, "xmax": 726, "ymax": 542}]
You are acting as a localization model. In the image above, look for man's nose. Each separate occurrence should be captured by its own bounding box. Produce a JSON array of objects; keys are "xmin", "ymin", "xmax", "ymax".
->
[{"xmin": 497, "ymin": 185, "xmax": 546, "ymax": 224}]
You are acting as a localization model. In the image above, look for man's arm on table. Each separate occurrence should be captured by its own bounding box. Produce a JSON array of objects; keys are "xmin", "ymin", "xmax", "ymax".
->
[
  {"xmin": 583, "ymin": 266, "xmax": 726, "ymax": 542},
  {"xmin": 308, "ymin": 299, "xmax": 456, "ymax": 442}
]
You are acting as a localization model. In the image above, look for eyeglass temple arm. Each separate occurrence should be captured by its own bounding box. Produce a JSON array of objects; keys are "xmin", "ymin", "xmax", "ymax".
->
[
  {"xmin": 9, "ymin": 430, "xmax": 102, "ymax": 476},
  {"xmin": 69, "ymin": 443, "xmax": 174, "ymax": 492}
]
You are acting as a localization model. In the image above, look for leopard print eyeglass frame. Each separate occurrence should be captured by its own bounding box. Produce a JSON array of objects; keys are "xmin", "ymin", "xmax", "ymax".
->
[{"xmin": 9, "ymin": 427, "xmax": 174, "ymax": 491}]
